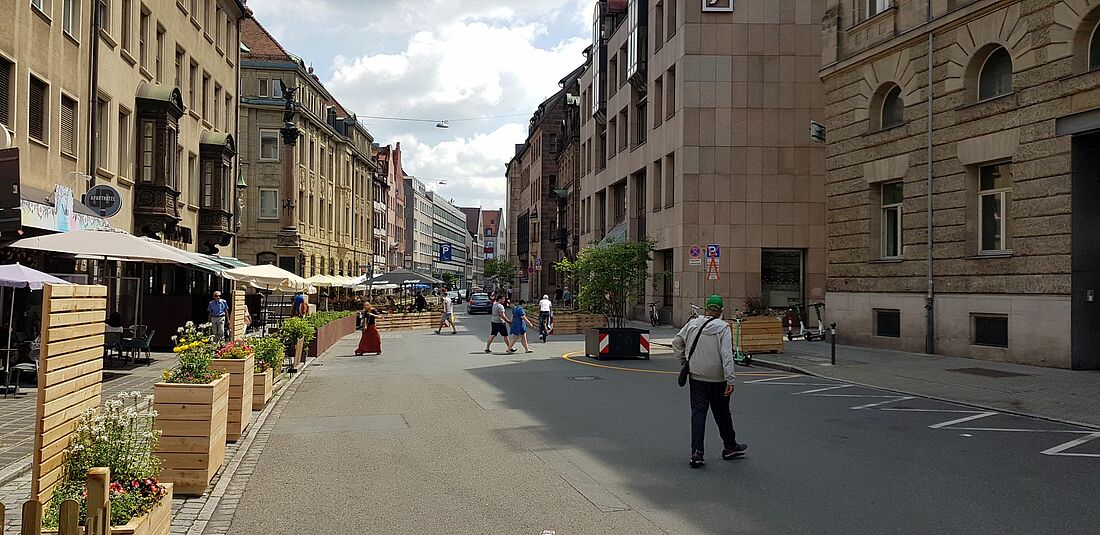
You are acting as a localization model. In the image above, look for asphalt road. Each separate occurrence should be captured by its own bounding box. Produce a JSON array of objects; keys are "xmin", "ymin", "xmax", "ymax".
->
[{"xmin": 224, "ymin": 311, "xmax": 1100, "ymax": 534}]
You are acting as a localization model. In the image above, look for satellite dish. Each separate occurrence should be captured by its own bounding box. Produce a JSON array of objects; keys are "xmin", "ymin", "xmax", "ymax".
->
[{"xmin": 0, "ymin": 126, "xmax": 11, "ymax": 149}]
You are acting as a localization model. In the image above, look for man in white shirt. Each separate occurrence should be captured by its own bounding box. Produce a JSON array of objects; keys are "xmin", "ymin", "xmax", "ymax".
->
[
  {"xmin": 435, "ymin": 287, "xmax": 457, "ymax": 334},
  {"xmin": 538, "ymin": 294, "xmax": 553, "ymax": 342}
]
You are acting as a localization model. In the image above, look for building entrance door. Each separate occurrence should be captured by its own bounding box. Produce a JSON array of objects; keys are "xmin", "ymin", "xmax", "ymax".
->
[
  {"xmin": 1070, "ymin": 132, "xmax": 1100, "ymax": 369},
  {"xmin": 761, "ymin": 249, "xmax": 804, "ymax": 310}
]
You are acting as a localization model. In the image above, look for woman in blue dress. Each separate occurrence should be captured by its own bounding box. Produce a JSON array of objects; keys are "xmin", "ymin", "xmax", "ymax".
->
[{"xmin": 508, "ymin": 300, "xmax": 536, "ymax": 354}]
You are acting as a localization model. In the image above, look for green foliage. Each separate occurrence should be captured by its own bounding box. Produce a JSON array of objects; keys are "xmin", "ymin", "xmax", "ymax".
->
[
  {"xmin": 484, "ymin": 258, "xmax": 518, "ymax": 288},
  {"xmin": 440, "ymin": 272, "xmax": 461, "ymax": 289},
  {"xmin": 278, "ymin": 316, "xmax": 316, "ymax": 345},
  {"xmin": 162, "ymin": 321, "xmax": 221, "ymax": 384},
  {"xmin": 44, "ymin": 392, "xmax": 167, "ymax": 528},
  {"xmin": 252, "ymin": 336, "xmax": 285, "ymax": 373},
  {"xmin": 555, "ymin": 238, "xmax": 657, "ymax": 328},
  {"xmin": 305, "ymin": 311, "xmax": 353, "ymax": 329}
]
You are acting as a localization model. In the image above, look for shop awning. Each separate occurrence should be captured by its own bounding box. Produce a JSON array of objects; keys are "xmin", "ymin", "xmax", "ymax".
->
[
  {"xmin": 202, "ymin": 254, "xmax": 251, "ymax": 269},
  {"xmin": 10, "ymin": 228, "xmax": 195, "ymax": 264}
]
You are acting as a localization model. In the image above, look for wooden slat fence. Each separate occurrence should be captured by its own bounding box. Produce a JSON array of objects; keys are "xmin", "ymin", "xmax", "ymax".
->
[
  {"xmin": 31, "ymin": 284, "xmax": 107, "ymax": 505},
  {"xmin": 232, "ymin": 290, "xmax": 246, "ymax": 340},
  {"xmin": 1, "ymin": 467, "xmax": 111, "ymax": 535}
]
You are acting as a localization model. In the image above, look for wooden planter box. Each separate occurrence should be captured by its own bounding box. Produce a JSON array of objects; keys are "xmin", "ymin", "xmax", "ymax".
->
[
  {"xmin": 154, "ymin": 374, "xmax": 229, "ymax": 495},
  {"xmin": 730, "ymin": 316, "xmax": 785, "ymax": 353},
  {"xmin": 211, "ymin": 356, "xmax": 255, "ymax": 442},
  {"xmin": 550, "ymin": 313, "xmax": 606, "ymax": 334},
  {"xmin": 253, "ymin": 368, "xmax": 274, "ymax": 408},
  {"xmin": 43, "ymin": 483, "xmax": 174, "ymax": 535},
  {"xmin": 308, "ymin": 315, "xmax": 357, "ymax": 357},
  {"xmin": 376, "ymin": 312, "xmax": 438, "ymax": 331}
]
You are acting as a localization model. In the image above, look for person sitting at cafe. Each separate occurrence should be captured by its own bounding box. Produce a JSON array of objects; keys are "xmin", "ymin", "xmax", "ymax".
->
[
  {"xmin": 415, "ymin": 292, "xmax": 428, "ymax": 312},
  {"xmin": 105, "ymin": 312, "xmax": 124, "ymax": 334}
]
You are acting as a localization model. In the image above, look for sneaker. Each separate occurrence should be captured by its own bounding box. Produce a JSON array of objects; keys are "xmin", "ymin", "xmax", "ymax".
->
[
  {"xmin": 689, "ymin": 450, "xmax": 705, "ymax": 468},
  {"xmin": 484, "ymin": 348, "xmax": 491, "ymax": 353},
  {"xmin": 721, "ymin": 443, "xmax": 748, "ymax": 460},
  {"xmin": 507, "ymin": 348, "xmax": 517, "ymax": 353}
]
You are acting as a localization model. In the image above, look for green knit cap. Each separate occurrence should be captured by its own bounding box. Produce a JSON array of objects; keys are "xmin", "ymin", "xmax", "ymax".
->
[{"xmin": 705, "ymin": 295, "xmax": 724, "ymax": 311}]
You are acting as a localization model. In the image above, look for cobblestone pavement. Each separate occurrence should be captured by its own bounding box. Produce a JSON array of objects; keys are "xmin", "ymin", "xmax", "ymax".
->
[{"xmin": 0, "ymin": 351, "xmax": 318, "ymax": 533}]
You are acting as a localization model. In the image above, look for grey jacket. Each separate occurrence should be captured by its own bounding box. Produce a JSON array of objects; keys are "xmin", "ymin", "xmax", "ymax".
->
[{"xmin": 672, "ymin": 315, "xmax": 736, "ymax": 384}]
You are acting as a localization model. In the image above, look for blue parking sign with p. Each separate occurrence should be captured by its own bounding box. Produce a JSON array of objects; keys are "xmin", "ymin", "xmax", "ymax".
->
[
  {"xmin": 439, "ymin": 243, "xmax": 452, "ymax": 262},
  {"xmin": 706, "ymin": 244, "xmax": 720, "ymax": 258}
]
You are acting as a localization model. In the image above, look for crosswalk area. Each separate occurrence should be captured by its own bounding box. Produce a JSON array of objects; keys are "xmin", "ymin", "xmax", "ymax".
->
[{"xmin": 744, "ymin": 375, "xmax": 1100, "ymax": 459}]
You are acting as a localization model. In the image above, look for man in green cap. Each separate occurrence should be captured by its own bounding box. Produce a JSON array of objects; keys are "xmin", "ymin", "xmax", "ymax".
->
[{"xmin": 672, "ymin": 294, "xmax": 747, "ymax": 468}]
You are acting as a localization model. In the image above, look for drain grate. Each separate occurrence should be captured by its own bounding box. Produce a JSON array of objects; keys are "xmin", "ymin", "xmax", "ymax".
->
[
  {"xmin": 946, "ymin": 367, "xmax": 1031, "ymax": 378},
  {"xmin": 569, "ymin": 375, "xmax": 603, "ymax": 381}
]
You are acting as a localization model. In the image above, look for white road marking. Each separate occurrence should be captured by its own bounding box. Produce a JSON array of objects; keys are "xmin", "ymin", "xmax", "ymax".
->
[
  {"xmin": 794, "ymin": 385, "xmax": 854, "ymax": 395},
  {"xmin": 851, "ymin": 396, "xmax": 915, "ymax": 410},
  {"xmin": 1041, "ymin": 433, "xmax": 1100, "ymax": 457},
  {"xmin": 744, "ymin": 375, "xmax": 808, "ymax": 384},
  {"xmin": 929, "ymin": 412, "xmax": 998, "ymax": 429}
]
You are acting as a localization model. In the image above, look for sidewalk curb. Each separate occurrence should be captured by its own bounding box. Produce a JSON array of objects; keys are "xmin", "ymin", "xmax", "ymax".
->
[
  {"xmin": 0, "ymin": 455, "xmax": 30, "ymax": 488},
  {"xmin": 752, "ymin": 357, "xmax": 1100, "ymax": 431}
]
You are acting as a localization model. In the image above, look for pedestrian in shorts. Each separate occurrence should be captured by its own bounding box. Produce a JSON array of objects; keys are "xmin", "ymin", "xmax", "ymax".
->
[{"xmin": 484, "ymin": 295, "xmax": 513, "ymax": 353}]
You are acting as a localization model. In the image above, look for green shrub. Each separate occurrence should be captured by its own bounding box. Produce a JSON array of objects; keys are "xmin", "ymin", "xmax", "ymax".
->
[
  {"xmin": 252, "ymin": 336, "xmax": 285, "ymax": 373},
  {"xmin": 306, "ymin": 311, "xmax": 354, "ymax": 329},
  {"xmin": 278, "ymin": 317, "xmax": 316, "ymax": 345}
]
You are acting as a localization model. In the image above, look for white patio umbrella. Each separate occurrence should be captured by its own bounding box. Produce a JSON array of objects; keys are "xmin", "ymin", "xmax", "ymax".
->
[
  {"xmin": 0, "ymin": 264, "xmax": 71, "ymax": 382},
  {"xmin": 221, "ymin": 264, "xmax": 310, "ymax": 293},
  {"xmin": 9, "ymin": 228, "xmax": 196, "ymax": 264}
]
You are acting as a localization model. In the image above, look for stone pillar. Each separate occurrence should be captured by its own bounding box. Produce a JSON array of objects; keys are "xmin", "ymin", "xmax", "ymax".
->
[{"xmin": 276, "ymin": 121, "xmax": 302, "ymax": 252}]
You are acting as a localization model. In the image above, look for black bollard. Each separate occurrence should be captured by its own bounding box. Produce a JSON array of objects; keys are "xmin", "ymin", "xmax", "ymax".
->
[{"xmin": 830, "ymin": 322, "xmax": 837, "ymax": 365}]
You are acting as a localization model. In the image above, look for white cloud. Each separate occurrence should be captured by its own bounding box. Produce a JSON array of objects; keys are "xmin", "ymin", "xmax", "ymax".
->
[{"xmin": 246, "ymin": 0, "xmax": 592, "ymax": 209}]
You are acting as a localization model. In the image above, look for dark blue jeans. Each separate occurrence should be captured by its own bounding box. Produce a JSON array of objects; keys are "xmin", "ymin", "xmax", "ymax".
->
[{"xmin": 689, "ymin": 378, "xmax": 738, "ymax": 453}]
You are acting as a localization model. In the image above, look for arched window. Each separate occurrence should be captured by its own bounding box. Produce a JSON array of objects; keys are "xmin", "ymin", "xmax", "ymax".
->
[
  {"xmin": 1090, "ymin": 23, "xmax": 1100, "ymax": 71},
  {"xmin": 978, "ymin": 47, "xmax": 1013, "ymax": 101},
  {"xmin": 881, "ymin": 85, "xmax": 904, "ymax": 129}
]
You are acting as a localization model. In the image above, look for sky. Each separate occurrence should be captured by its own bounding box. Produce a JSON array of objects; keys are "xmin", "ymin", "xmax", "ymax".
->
[{"xmin": 246, "ymin": 0, "xmax": 594, "ymax": 211}]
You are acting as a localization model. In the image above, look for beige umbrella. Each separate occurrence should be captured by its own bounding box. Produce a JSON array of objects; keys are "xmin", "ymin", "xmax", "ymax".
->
[
  {"xmin": 221, "ymin": 264, "xmax": 310, "ymax": 293},
  {"xmin": 9, "ymin": 228, "xmax": 195, "ymax": 264}
]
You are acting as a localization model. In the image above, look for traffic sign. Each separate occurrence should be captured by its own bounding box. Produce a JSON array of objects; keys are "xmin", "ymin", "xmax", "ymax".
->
[
  {"xmin": 706, "ymin": 257, "xmax": 721, "ymax": 280},
  {"xmin": 688, "ymin": 245, "xmax": 702, "ymax": 259},
  {"xmin": 535, "ymin": 257, "xmax": 543, "ymax": 267},
  {"xmin": 528, "ymin": 267, "xmax": 535, "ymax": 274},
  {"xmin": 536, "ymin": 264, "xmax": 543, "ymax": 271},
  {"xmin": 439, "ymin": 243, "xmax": 452, "ymax": 262},
  {"xmin": 706, "ymin": 244, "xmax": 720, "ymax": 258},
  {"xmin": 689, "ymin": 258, "xmax": 702, "ymax": 266}
]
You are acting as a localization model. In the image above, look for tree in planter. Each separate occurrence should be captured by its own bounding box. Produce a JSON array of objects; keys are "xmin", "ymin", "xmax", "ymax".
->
[
  {"xmin": 440, "ymin": 272, "xmax": 461, "ymax": 290},
  {"xmin": 484, "ymin": 258, "xmax": 518, "ymax": 290},
  {"xmin": 555, "ymin": 238, "xmax": 657, "ymax": 328}
]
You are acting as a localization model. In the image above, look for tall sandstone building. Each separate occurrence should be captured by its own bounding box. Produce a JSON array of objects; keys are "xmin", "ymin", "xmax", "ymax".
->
[
  {"xmin": 571, "ymin": 0, "xmax": 827, "ymax": 324},
  {"xmin": 820, "ymin": 0, "xmax": 1100, "ymax": 369}
]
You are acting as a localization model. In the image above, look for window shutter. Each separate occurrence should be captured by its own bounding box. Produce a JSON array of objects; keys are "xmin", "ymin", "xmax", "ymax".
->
[
  {"xmin": 60, "ymin": 96, "xmax": 76, "ymax": 154},
  {"xmin": 0, "ymin": 57, "xmax": 12, "ymax": 127},
  {"xmin": 28, "ymin": 77, "xmax": 47, "ymax": 142}
]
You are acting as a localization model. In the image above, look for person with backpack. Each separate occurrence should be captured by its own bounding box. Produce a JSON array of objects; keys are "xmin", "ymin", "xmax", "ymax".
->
[{"xmin": 672, "ymin": 295, "xmax": 748, "ymax": 468}]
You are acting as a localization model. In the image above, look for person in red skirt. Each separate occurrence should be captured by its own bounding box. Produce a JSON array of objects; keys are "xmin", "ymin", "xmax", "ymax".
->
[{"xmin": 355, "ymin": 306, "xmax": 382, "ymax": 356}]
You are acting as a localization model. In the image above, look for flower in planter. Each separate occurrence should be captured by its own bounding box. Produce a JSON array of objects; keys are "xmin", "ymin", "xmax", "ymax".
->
[
  {"xmin": 215, "ymin": 340, "xmax": 254, "ymax": 360},
  {"xmin": 162, "ymin": 322, "xmax": 221, "ymax": 384},
  {"xmin": 44, "ymin": 392, "xmax": 167, "ymax": 528}
]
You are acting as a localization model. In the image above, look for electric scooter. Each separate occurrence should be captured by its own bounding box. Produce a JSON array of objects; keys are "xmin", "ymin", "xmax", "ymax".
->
[
  {"xmin": 786, "ymin": 302, "xmax": 827, "ymax": 341},
  {"xmin": 730, "ymin": 314, "xmax": 753, "ymax": 366}
]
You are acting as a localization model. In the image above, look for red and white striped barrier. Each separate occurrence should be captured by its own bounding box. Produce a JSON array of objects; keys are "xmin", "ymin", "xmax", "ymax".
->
[
  {"xmin": 640, "ymin": 332, "xmax": 650, "ymax": 354},
  {"xmin": 599, "ymin": 332, "xmax": 610, "ymax": 354}
]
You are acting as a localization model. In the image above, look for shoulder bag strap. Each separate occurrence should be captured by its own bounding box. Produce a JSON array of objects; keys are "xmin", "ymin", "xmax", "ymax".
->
[{"xmin": 686, "ymin": 317, "xmax": 719, "ymax": 364}]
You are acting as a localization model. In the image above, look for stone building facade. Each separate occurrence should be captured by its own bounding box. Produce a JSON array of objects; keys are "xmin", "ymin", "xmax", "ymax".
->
[
  {"xmin": 236, "ymin": 18, "xmax": 376, "ymax": 277},
  {"xmin": 506, "ymin": 72, "xmax": 577, "ymax": 300},
  {"xmin": 574, "ymin": 0, "xmax": 827, "ymax": 324},
  {"xmin": 1, "ymin": 0, "xmax": 248, "ymax": 254},
  {"xmin": 820, "ymin": 0, "xmax": 1100, "ymax": 369},
  {"xmin": 404, "ymin": 176, "xmax": 433, "ymax": 273}
]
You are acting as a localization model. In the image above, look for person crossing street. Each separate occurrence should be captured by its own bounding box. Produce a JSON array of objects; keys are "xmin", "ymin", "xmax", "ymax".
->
[
  {"xmin": 484, "ymin": 295, "xmax": 513, "ymax": 353},
  {"xmin": 672, "ymin": 295, "xmax": 748, "ymax": 468},
  {"xmin": 435, "ymin": 288, "xmax": 457, "ymax": 334},
  {"xmin": 538, "ymin": 294, "xmax": 553, "ymax": 343}
]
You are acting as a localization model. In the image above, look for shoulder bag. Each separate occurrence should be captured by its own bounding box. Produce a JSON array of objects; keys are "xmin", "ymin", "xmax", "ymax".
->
[{"xmin": 678, "ymin": 317, "xmax": 718, "ymax": 387}]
